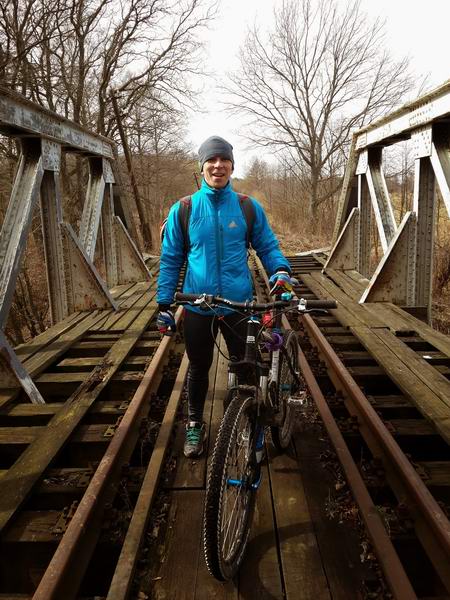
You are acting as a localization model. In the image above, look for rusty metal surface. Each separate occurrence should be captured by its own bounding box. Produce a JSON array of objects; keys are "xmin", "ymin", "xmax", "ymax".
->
[
  {"xmin": 32, "ymin": 307, "xmax": 183, "ymax": 600},
  {"xmin": 297, "ymin": 327, "xmax": 417, "ymax": 600},
  {"xmin": 302, "ymin": 312, "xmax": 450, "ymax": 591}
]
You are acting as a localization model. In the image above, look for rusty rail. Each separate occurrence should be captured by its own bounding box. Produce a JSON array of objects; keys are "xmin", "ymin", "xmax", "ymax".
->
[{"xmin": 32, "ymin": 308, "xmax": 183, "ymax": 600}]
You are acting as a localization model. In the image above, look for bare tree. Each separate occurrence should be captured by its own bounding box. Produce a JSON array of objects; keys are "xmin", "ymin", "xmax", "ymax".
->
[{"xmin": 224, "ymin": 0, "xmax": 413, "ymax": 220}]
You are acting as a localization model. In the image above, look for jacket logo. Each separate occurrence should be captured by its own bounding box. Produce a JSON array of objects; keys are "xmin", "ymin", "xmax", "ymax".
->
[{"xmin": 228, "ymin": 220, "xmax": 238, "ymax": 228}]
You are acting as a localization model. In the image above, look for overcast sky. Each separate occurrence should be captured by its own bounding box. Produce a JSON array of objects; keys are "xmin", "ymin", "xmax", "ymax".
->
[{"xmin": 186, "ymin": 0, "xmax": 450, "ymax": 177}]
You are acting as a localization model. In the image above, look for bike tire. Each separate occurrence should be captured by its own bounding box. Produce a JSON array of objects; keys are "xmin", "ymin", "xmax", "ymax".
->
[
  {"xmin": 203, "ymin": 393, "xmax": 259, "ymax": 581},
  {"xmin": 271, "ymin": 330, "xmax": 300, "ymax": 451}
]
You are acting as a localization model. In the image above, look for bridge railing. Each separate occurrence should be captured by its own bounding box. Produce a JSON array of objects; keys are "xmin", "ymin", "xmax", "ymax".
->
[
  {"xmin": 0, "ymin": 86, "xmax": 151, "ymax": 403},
  {"xmin": 326, "ymin": 80, "xmax": 450, "ymax": 322}
]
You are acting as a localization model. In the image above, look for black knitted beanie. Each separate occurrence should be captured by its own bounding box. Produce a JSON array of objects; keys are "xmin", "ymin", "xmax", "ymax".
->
[{"xmin": 198, "ymin": 136, "xmax": 234, "ymax": 171}]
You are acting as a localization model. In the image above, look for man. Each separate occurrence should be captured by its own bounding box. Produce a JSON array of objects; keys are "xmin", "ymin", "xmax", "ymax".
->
[{"xmin": 156, "ymin": 135, "xmax": 293, "ymax": 458}]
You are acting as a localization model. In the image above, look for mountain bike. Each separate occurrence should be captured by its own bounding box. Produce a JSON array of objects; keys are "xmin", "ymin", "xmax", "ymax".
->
[{"xmin": 175, "ymin": 291, "xmax": 336, "ymax": 581}]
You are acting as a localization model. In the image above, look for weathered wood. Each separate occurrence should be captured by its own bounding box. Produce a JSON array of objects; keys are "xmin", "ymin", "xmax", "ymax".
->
[
  {"xmin": 68, "ymin": 338, "xmax": 158, "ymax": 357},
  {"xmin": 14, "ymin": 312, "xmax": 85, "ymax": 362},
  {"xmin": 267, "ymin": 445, "xmax": 331, "ymax": 600},
  {"xmin": 93, "ymin": 283, "xmax": 154, "ymax": 331},
  {"xmin": 0, "ymin": 300, "xmax": 158, "ymax": 533},
  {"xmin": 417, "ymin": 461, "xmax": 450, "ymax": 486},
  {"xmin": 374, "ymin": 328, "xmax": 450, "ymax": 410},
  {"xmin": 2, "ymin": 511, "xmax": 61, "ymax": 543},
  {"xmin": 300, "ymin": 274, "xmax": 360, "ymax": 328},
  {"xmin": 109, "ymin": 293, "xmax": 157, "ymax": 333},
  {"xmin": 295, "ymin": 431, "xmax": 373, "ymax": 599},
  {"xmin": 361, "ymin": 302, "xmax": 417, "ymax": 333},
  {"xmin": 238, "ymin": 463, "xmax": 284, "ymax": 599},
  {"xmin": 36, "ymin": 371, "xmax": 143, "ymax": 385},
  {"xmin": 23, "ymin": 310, "xmax": 104, "ymax": 378},
  {"xmin": 56, "ymin": 355, "xmax": 151, "ymax": 371},
  {"xmin": 308, "ymin": 272, "xmax": 385, "ymax": 328},
  {"xmin": 388, "ymin": 304, "xmax": 450, "ymax": 358},
  {"xmin": 352, "ymin": 326, "xmax": 450, "ymax": 445},
  {"xmin": 326, "ymin": 269, "xmax": 363, "ymax": 300},
  {"xmin": 152, "ymin": 490, "xmax": 204, "ymax": 600},
  {"xmin": 107, "ymin": 353, "xmax": 190, "ymax": 600}
]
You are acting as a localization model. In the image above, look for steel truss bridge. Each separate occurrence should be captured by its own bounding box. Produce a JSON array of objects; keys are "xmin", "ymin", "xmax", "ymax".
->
[{"xmin": 0, "ymin": 82, "xmax": 450, "ymax": 600}]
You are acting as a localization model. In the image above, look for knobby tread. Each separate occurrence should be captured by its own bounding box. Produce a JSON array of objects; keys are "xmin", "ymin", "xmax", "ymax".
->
[
  {"xmin": 271, "ymin": 330, "xmax": 300, "ymax": 451},
  {"xmin": 203, "ymin": 393, "xmax": 258, "ymax": 580}
]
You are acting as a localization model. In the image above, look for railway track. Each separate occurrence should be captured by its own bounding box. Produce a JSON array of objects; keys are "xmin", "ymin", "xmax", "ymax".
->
[
  {"xmin": 0, "ymin": 254, "xmax": 449, "ymax": 599},
  {"xmin": 284, "ymin": 255, "xmax": 450, "ymax": 600}
]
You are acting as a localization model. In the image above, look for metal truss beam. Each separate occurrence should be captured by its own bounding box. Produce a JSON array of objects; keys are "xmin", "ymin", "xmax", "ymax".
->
[
  {"xmin": 40, "ymin": 157, "xmax": 69, "ymax": 324},
  {"xmin": 413, "ymin": 158, "xmax": 436, "ymax": 321},
  {"xmin": 360, "ymin": 212, "xmax": 417, "ymax": 305},
  {"xmin": 0, "ymin": 332, "xmax": 45, "ymax": 404},
  {"xmin": 0, "ymin": 139, "xmax": 44, "ymax": 329},
  {"xmin": 323, "ymin": 208, "xmax": 359, "ymax": 271},
  {"xmin": 79, "ymin": 158, "xmax": 106, "ymax": 260},
  {"xmin": 0, "ymin": 85, "xmax": 113, "ymax": 159},
  {"xmin": 102, "ymin": 185, "xmax": 119, "ymax": 288},
  {"xmin": 61, "ymin": 223, "xmax": 118, "ymax": 312},
  {"xmin": 429, "ymin": 126, "xmax": 450, "ymax": 219},
  {"xmin": 355, "ymin": 80, "xmax": 450, "ymax": 150},
  {"xmin": 114, "ymin": 217, "xmax": 152, "ymax": 284},
  {"xmin": 365, "ymin": 148, "xmax": 397, "ymax": 252},
  {"xmin": 332, "ymin": 135, "xmax": 358, "ymax": 245},
  {"xmin": 358, "ymin": 173, "xmax": 372, "ymax": 278}
]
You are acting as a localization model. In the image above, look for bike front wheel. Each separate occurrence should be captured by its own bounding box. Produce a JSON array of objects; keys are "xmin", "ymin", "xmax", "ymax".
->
[
  {"xmin": 271, "ymin": 330, "xmax": 301, "ymax": 450},
  {"xmin": 203, "ymin": 393, "xmax": 259, "ymax": 581}
]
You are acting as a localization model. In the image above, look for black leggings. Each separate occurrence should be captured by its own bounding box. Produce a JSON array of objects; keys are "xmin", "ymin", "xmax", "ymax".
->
[{"xmin": 183, "ymin": 309, "xmax": 247, "ymax": 422}]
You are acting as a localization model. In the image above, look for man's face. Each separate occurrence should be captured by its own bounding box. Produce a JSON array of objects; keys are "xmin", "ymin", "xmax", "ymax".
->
[{"xmin": 203, "ymin": 155, "xmax": 233, "ymax": 189}]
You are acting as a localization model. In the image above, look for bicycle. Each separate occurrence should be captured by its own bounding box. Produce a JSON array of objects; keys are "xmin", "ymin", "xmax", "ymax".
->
[{"xmin": 174, "ymin": 290, "xmax": 336, "ymax": 581}]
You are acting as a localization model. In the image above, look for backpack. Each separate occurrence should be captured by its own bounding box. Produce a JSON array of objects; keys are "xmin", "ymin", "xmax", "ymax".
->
[{"xmin": 160, "ymin": 193, "xmax": 256, "ymax": 255}]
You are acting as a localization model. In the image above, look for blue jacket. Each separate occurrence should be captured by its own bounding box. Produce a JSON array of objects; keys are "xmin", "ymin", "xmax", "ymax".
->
[{"xmin": 157, "ymin": 179, "xmax": 290, "ymax": 313}]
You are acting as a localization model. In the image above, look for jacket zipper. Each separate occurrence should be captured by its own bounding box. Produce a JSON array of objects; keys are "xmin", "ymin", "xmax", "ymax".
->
[{"xmin": 214, "ymin": 205, "xmax": 223, "ymax": 295}]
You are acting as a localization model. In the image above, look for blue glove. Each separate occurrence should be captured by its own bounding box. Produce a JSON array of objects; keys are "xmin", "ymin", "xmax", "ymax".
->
[
  {"xmin": 269, "ymin": 271, "xmax": 296, "ymax": 296},
  {"xmin": 156, "ymin": 308, "xmax": 176, "ymax": 336}
]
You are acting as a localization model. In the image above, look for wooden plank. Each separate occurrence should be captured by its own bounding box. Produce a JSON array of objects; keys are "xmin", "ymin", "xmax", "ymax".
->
[
  {"xmin": 12, "ymin": 282, "xmax": 137, "ymax": 364},
  {"xmin": 267, "ymin": 445, "xmax": 331, "ymax": 600},
  {"xmin": 345, "ymin": 269, "xmax": 370, "ymax": 287},
  {"xmin": 152, "ymin": 490, "xmax": 204, "ymax": 600},
  {"xmin": 108, "ymin": 292, "xmax": 157, "ymax": 332},
  {"xmin": 352, "ymin": 326, "xmax": 450, "ymax": 445},
  {"xmin": 300, "ymin": 274, "xmax": 360, "ymax": 328},
  {"xmin": 360, "ymin": 302, "xmax": 416, "ymax": 333},
  {"xmin": 56, "ymin": 355, "xmax": 151, "ymax": 371},
  {"xmin": 388, "ymin": 304, "xmax": 450, "ymax": 358},
  {"xmin": 23, "ymin": 310, "xmax": 105, "ymax": 377},
  {"xmin": 417, "ymin": 461, "xmax": 450, "ymax": 486},
  {"xmin": 0, "ymin": 300, "xmax": 158, "ymax": 533},
  {"xmin": 95, "ymin": 284, "xmax": 154, "ymax": 331},
  {"xmin": 295, "ymin": 431, "xmax": 373, "ymax": 599},
  {"xmin": 373, "ymin": 328, "xmax": 450, "ymax": 410},
  {"xmin": 14, "ymin": 312, "xmax": 86, "ymax": 362},
  {"xmin": 238, "ymin": 463, "xmax": 284, "ymax": 599},
  {"xmin": 325, "ymin": 269, "xmax": 362, "ymax": 300},
  {"xmin": 308, "ymin": 272, "xmax": 385, "ymax": 328}
]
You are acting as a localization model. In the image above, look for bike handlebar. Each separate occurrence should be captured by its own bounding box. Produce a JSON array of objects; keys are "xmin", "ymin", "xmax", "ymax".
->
[{"xmin": 174, "ymin": 292, "xmax": 337, "ymax": 312}]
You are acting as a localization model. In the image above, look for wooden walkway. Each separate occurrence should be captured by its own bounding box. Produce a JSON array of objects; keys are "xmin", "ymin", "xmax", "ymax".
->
[{"xmin": 149, "ymin": 338, "xmax": 367, "ymax": 600}]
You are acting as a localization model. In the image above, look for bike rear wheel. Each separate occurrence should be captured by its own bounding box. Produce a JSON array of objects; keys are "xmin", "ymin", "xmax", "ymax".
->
[
  {"xmin": 271, "ymin": 330, "xmax": 301, "ymax": 450},
  {"xmin": 203, "ymin": 393, "xmax": 259, "ymax": 581}
]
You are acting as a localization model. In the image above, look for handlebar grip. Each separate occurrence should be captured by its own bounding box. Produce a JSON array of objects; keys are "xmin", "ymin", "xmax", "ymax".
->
[
  {"xmin": 174, "ymin": 292, "xmax": 203, "ymax": 302},
  {"xmin": 306, "ymin": 299, "xmax": 337, "ymax": 309}
]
